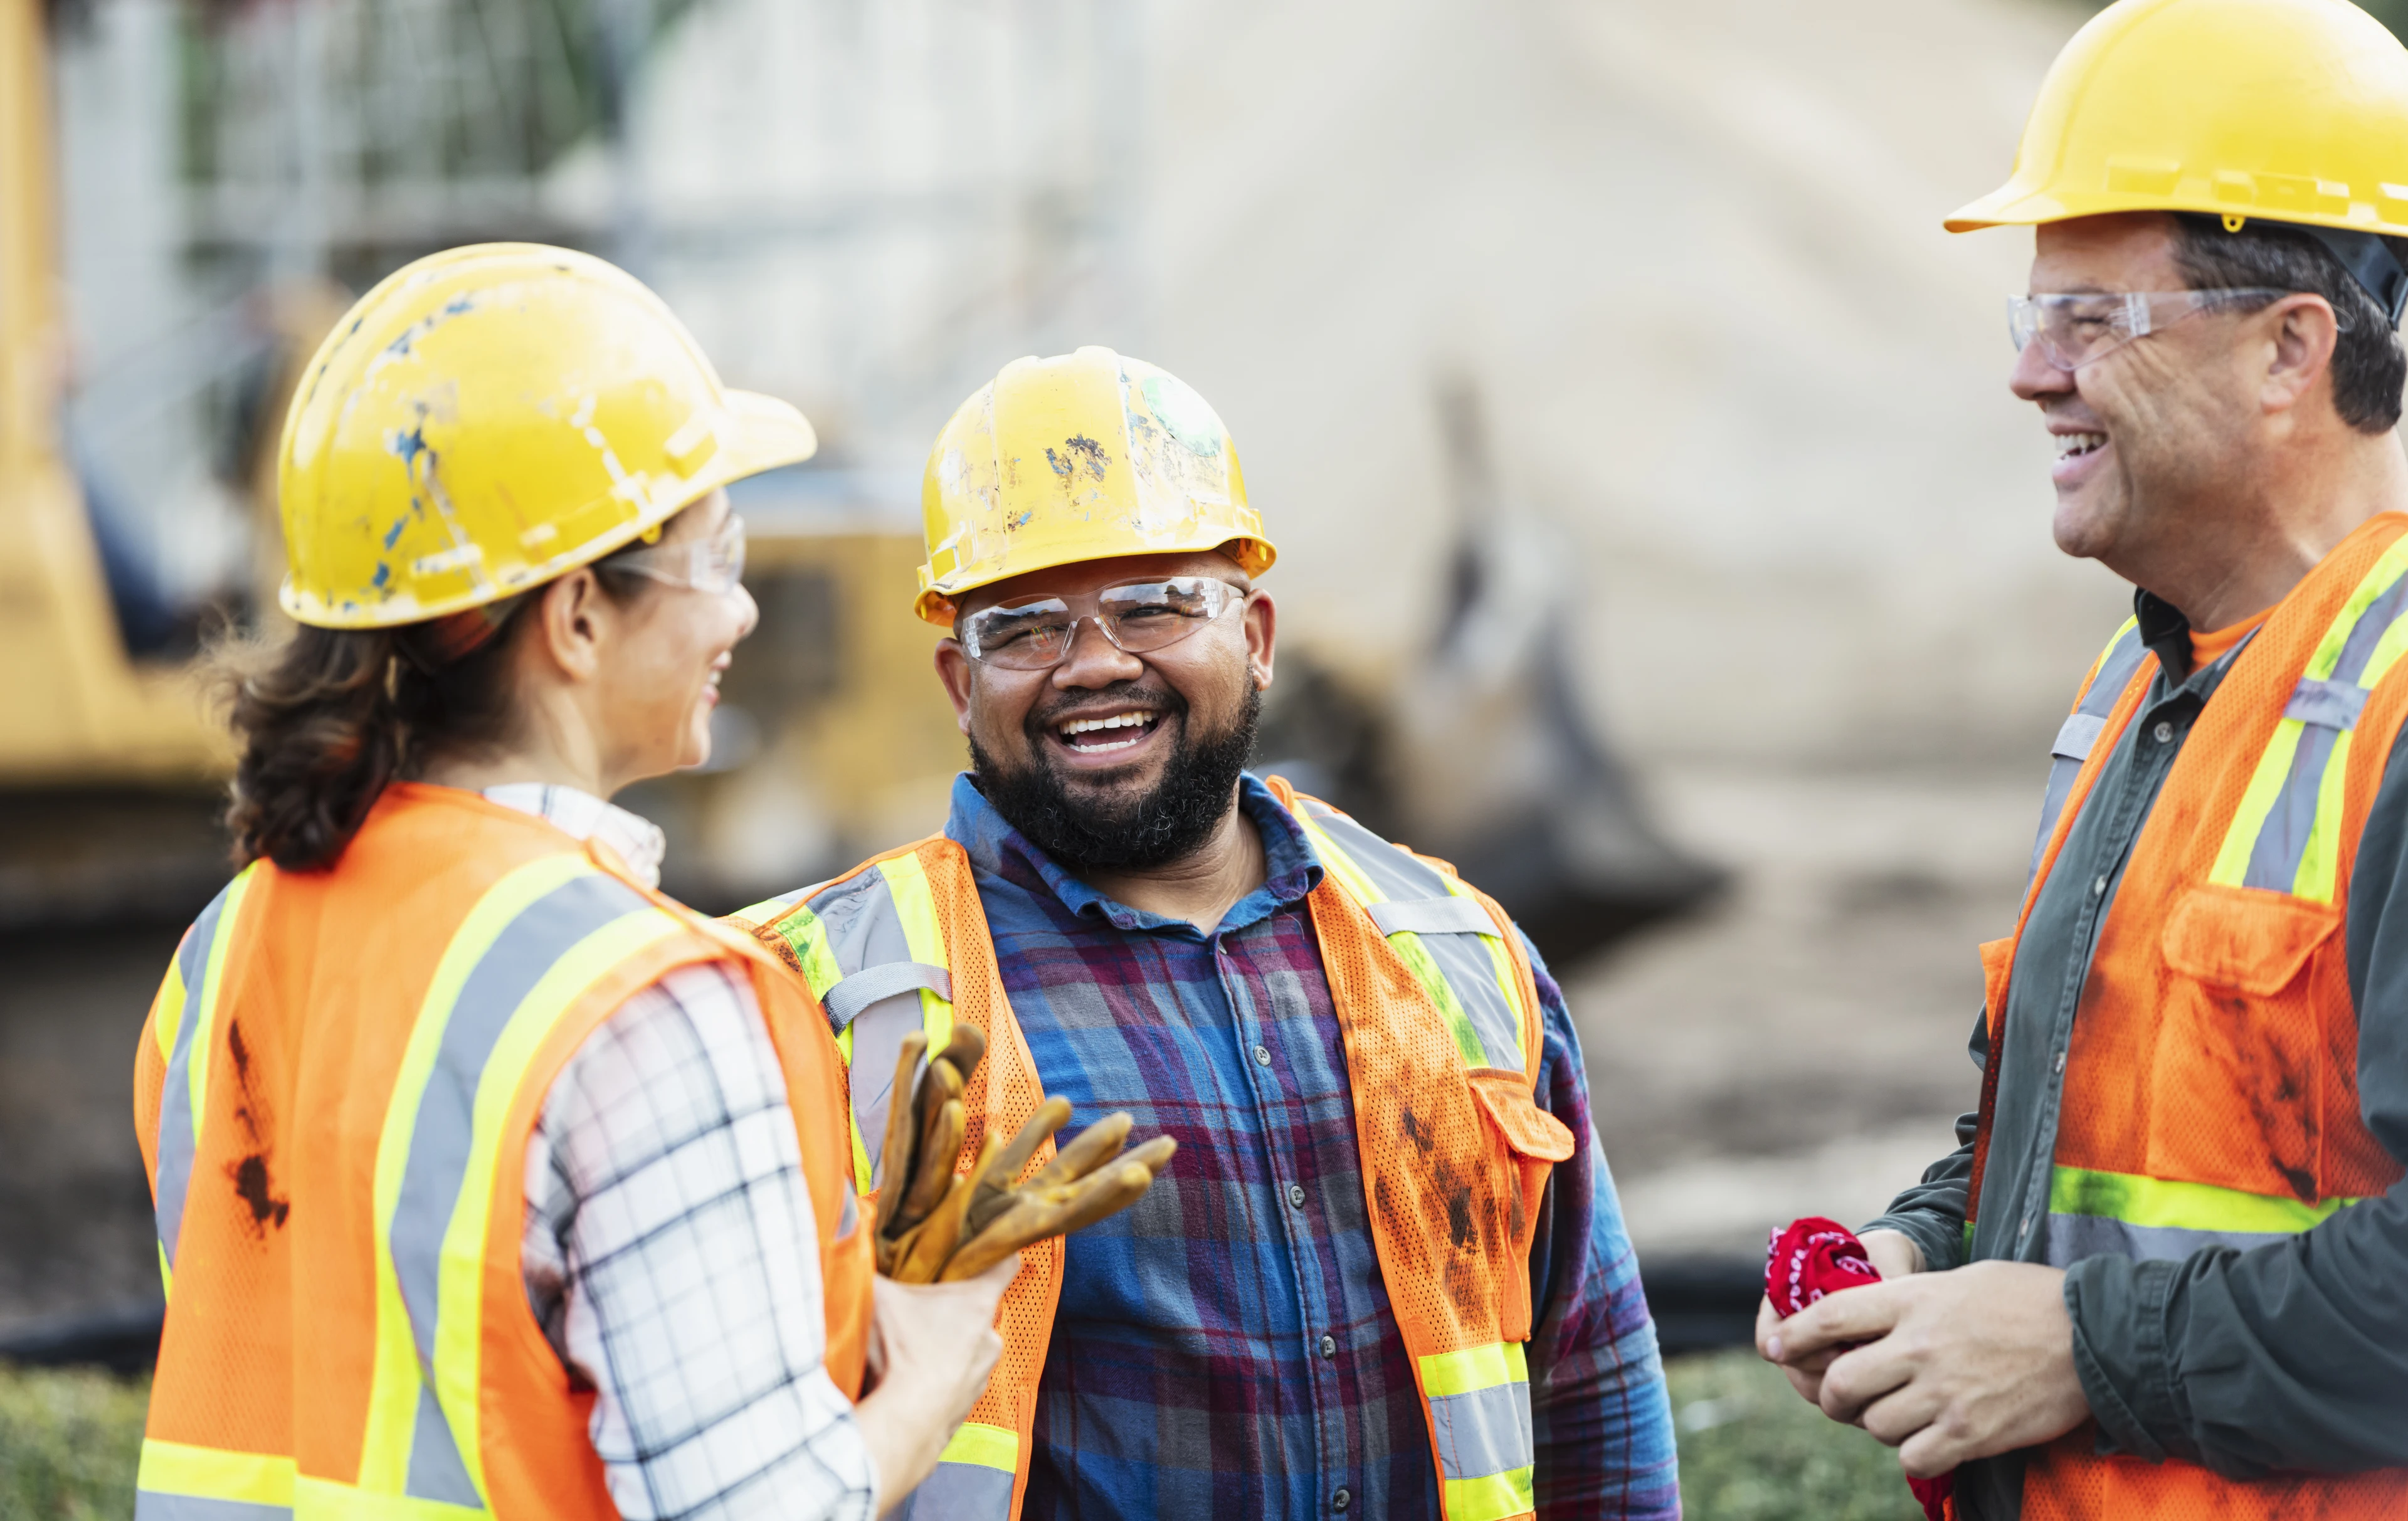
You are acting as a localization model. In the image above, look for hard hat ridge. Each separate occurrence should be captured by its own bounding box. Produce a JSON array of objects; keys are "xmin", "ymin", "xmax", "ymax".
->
[
  {"xmin": 1948, "ymin": 0, "xmax": 2408, "ymax": 314},
  {"xmin": 277, "ymin": 243, "xmax": 816, "ymax": 629},
  {"xmin": 914, "ymin": 345, "xmax": 1275, "ymax": 626}
]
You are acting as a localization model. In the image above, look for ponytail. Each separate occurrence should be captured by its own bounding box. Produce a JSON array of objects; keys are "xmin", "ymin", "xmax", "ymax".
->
[{"xmin": 214, "ymin": 610, "xmax": 527, "ymax": 872}]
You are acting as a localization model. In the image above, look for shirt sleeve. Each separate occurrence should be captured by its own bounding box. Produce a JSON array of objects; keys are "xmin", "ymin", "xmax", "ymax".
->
[
  {"xmin": 1857, "ymin": 1008, "xmax": 1986, "ymax": 1275},
  {"xmin": 1518, "ymin": 934, "xmax": 1682, "ymax": 1521},
  {"xmin": 521, "ymin": 961, "xmax": 877, "ymax": 1521},
  {"xmin": 2062, "ymin": 731, "xmax": 2408, "ymax": 1478}
]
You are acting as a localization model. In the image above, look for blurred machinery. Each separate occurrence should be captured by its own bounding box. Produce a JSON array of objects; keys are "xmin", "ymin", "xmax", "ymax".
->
[{"xmin": 1, "ymin": 0, "xmax": 1714, "ymax": 965}]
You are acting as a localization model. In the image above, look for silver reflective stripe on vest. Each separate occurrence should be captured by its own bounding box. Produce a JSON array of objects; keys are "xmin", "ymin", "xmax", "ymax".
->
[
  {"xmin": 2285, "ymin": 676, "xmax": 2370, "ymax": 731},
  {"xmin": 823, "ymin": 960, "xmax": 953, "ymax": 1030},
  {"xmin": 890, "ymin": 1460, "xmax": 1015, "ymax": 1520},
  {"xmin": 1299, "ymin": 800, "xmax": 1526, "ymax": 1074},
  {"xmin": 799, "ymin": 868, "xmax": 934, "ymax": 1187},
  {"xmin": 2044, "ymin": 1214, "xmax": 2305, "ymax": 1268},
  {"xmin": 1428, "ymin": 1379, "xmax": 1536, "ymax": 1496},
  {"xmin": 134, "ymin": 1495, "xmax": 290, "ymax": 1521},
  {"xmin": 154, "ymin": 885, "xmax": 234, "ymax": 1279},
  {"xmin": 1368, "ymin": 897, "xmax": 1501, "ymax": 938},
  {"xmin": 386, "ymin": 869, "xmax": 650, "ymax": 1507},
  {"xmin": 2029, "ymin": 619, "xmax": 2148, "ymax": 882}
]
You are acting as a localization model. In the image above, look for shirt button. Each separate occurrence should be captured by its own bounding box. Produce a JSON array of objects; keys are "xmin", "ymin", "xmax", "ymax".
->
[
  {"xmin": 1253, "ymin": 1044, "xmax": 1272, "ymax": 1066},
  {"xmin": 2054, "ymin": 1050, "xmax": 2067, "ymax": 1073},
  {"xmin": 2092, "ymin": 875, "xmax": 2108, "ymax": 897},
  {"xmin": 2019, "ymin": 1213, "xmax": 2033, "ymax": 1239},
  {"xmin": 2153, "ymin": 720, "xmax": 2175, "ymax": 744},
  {"xmin": 1333, "ymin": 1490, "xmax": 1351, "ymax": 1512},
  {"xmin": 1320, "ymin": 1334, "xmax": 1337, "ymax": 1359},
  {"xmin": 1287, "ymin": 1182, "xmax": 1307, "ymax": 1209}
]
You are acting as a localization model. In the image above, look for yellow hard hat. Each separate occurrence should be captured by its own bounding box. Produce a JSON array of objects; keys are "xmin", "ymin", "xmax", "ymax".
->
[
  {"xmin": 914, "ymin": 345, "xmax": 1275, "ymax": 626},
  {"xmin": 1950, "ymin": 0, "xmax": 2408, "ymax": 249},
  {"xmin": 277, "ymin": 243, "xmax": 816, "ymax": 628}
]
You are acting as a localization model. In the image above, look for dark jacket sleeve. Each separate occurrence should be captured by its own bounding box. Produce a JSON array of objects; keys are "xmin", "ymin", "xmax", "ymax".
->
[
  {"xmin": 2062, "ymin": 733, "xmax": 2408, "ymax": 1476},
  {"xmin": 1858, "ymin": 1007, "xmax": 1987, "ymax": 1273}
]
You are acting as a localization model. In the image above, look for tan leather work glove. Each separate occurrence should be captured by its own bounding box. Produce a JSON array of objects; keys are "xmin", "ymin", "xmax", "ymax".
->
[{"xmin": 873, "ymin": 1029, "xmax": 1175, "ymax": 1283}]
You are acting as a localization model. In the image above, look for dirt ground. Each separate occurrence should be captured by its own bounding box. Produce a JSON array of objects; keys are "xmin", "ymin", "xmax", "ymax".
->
[{"xmin": 0, "ymin": 761, "xmax": 2045, "ymax": 1330}]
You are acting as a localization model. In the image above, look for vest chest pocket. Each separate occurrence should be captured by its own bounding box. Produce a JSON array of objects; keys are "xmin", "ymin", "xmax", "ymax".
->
[
  {"xmin": 2148, "ymin": 883, "xmax": 2338, "ymax": 1197},
  {"xmin": 1468, "ymin": 1070, "xmax": 1575, "ymax": 1343}
]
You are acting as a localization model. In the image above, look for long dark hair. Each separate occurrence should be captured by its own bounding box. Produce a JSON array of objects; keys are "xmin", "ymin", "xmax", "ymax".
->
[{"xmin": 215, "ymin": 557, "xmax": 650, "ymax": 873}]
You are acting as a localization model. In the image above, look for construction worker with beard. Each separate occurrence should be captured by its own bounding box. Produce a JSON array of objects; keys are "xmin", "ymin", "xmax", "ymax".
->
[
  {"xmin": 729, "ymin": 346, "xmax": 1677, "ymax": 1521},
  {"xmin": 1756, "ymin": 1, "xmax": 2408, "ymax": 1517}
]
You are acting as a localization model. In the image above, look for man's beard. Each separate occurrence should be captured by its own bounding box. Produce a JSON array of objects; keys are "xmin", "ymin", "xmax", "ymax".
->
[{"xmin": 970, "ymin": 683, "xmax": 1261, "ymax": 872}]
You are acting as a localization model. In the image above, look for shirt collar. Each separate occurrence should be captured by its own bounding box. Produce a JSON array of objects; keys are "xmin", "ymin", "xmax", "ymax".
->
[
  {"xmin": 480, "ymin": 782, "xmax": 667, "ymax": 889},
  {"xmin": 2135, "ymin": 586, "xmax": 2260, "ymax": 694},
  {"xmin": 946, "ymin": 770, "xmax": 1323, "ymax": 935}
]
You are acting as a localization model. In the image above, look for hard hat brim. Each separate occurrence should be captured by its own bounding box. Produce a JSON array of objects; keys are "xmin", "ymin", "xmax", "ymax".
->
[
  {"xmin": 914, "ymin": 532, "xmax": 1277, "ymax": 628},
  {"xmin": 279, "ymin": 387, "xmax": 816, "ymax": 629},
  {"xmin": 1946, "ymin": 176, "xmax": 2408, "ymax": 238}
]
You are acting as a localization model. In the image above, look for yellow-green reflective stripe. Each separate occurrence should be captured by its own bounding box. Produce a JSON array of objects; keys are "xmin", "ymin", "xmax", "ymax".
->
[
  {"xmin": 1456, "ymin": 876, "xmax": 1533, "ymax": 1057},
  {"xmin": 2363, "ymin": 608, "xmax": 2408, "ymax": 690},
  {"xmin": 1442, "ymin": 1466, "xmax": 1536, "ymax": 1521},
  {"xmin": 291, "ymin": 1475, "xmax": 485, "ymax": 1518},
  {"xmin": 150, "ymin": 948, "xmax": 189, "ymax": 1068},
  {"xmin": 1302, "ymin": 820, "xmax": 1491, "ymax": 1068},
  {"xmin": 2211, "ymin": 717, "xmax": 2308, "ymax": 887},
  {"xmin": 939, "ymin": 1421, "xmax": 1020, "ymax": 1472},
  {"xmin": 2307, "ymin": 535, "xmax": 2408, "ymax": 680},
  {"xmin": 876, "ymin": 854, "xmax": 955, "ymax": 1056},
  {"xmin": 1418, "ymin": 1340, "xmax": 1527, "ymax": 1398},
  {"xmin": 433, "ymin": 906, "xmax": 684, "ymax": 1502},
  {"xmin": 2049, "ymin": 1165, "xmax": 2357, "ymax": 1235},
  {"xmin": 360, "ymin": 853, "xmax": 591, "ymax": 1494},
  {"xmin": 138, "ymin": 1439, "xmax": 296, "ymax": 1507},
  {"xmin": 772, "ymin": 907, "xmax": 846, "ymax": 1001}
]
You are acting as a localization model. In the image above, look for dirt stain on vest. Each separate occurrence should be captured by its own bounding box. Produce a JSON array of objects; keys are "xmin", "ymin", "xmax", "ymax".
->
[{"xmin": 220, "ymin": 1019, "xmax": 291, "ymax": 1233}]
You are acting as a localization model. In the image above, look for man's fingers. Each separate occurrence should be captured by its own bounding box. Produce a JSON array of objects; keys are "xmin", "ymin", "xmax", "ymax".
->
[
  {"xmin": 1753, "ymin": 1295, "xmax": 1783, "ymax": 1362},
  {"xmin": 1856, "ymin": 1376, "xmax": 1946, "ymax": 1449},
  {"xmin": 1778, "ymin": 1279, "xmax": 1908, "ymax": 1359},
  {"xmin": 1819, "ymin": 1339, "xmax": 1914, "ymax": 1426},
  {"xmin": 1897, "ymin": 1419, "xmax": 1965, "ymax": 1480}
]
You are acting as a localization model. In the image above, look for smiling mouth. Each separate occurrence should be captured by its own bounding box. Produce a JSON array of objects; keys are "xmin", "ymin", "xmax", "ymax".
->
[
  {"xmin": 1054, "ymin": 709, "xmax": 1163, "ymax": 754},
  {"xmin": 2057, "ymin": 430, "xmax": 2108, "ymax": 460}
]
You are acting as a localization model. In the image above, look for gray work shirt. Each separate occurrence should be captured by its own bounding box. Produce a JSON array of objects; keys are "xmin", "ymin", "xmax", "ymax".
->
[{"xmin": 1867, "ymin": 590, "xmax": 2408, "ymax": 1518}]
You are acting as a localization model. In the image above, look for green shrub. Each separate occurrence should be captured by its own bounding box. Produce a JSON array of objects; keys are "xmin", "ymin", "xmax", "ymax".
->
[
  {"xmin": 1671, "ymin": 1348, "xmax": 1924, "ymax": 1521},
  {"xmin": 0, "ymin": 1365, "xmax": 147, "ymax": 1521}
]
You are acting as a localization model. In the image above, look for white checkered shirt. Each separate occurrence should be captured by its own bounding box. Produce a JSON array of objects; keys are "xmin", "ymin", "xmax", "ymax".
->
[{"xmin": 490, "ymin": 785, "xmax": 876, "ymax": 1521}]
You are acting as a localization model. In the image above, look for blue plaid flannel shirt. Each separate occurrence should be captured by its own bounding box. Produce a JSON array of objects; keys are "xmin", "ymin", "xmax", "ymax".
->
[{"xmin": 947, "ymin": 772, "xmax": 1678, "ymax": 1520}]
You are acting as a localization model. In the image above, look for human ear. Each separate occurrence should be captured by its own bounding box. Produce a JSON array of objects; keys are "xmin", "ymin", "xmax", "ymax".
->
[
  {"xmin": 934, "ymin": 638, "xmax": 976, "ymax": 735},
  {"xmin": 534, "ymin": 569, "xmax": 608, "ymax": 682},
  {"xmin": 1242, "ymin": 589, "xmax": 1276, "ymax": 692},
  {"xmin": 2262, "ymin": 293, "xmax": 2341, "ymax": 418}
]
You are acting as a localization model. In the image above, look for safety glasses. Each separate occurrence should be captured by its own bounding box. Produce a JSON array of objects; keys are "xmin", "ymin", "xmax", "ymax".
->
[
  {"xmin": 608, "ymin": 512, "xmax": 747, "ymax": 594},
  {"xmin": 960, "ymin": 575, "xmax": 1240, "ymax": 670},
  {"xmin": 2007, "ymin": 287, "xmax": 2289, "ymax": 372}
]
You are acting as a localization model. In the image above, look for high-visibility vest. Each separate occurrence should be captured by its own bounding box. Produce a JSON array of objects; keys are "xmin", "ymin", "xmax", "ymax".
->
[
  {"xmin": 732, "ymin": 780, "xmax": 1576, "ymax": 1521},
  {"xmin": 1971, "ymin": 514, "xmax": 2408, "ymax": 1518},
  {"xmin": 130, "ymin": 783, "xmax": 873, "ymax": 1520}
]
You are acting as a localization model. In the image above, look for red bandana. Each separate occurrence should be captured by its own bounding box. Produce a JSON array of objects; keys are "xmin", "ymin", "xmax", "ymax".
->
[{"xmin": 1765, "ymin": 1217, "xmax": 1953, "ymax": 1521}]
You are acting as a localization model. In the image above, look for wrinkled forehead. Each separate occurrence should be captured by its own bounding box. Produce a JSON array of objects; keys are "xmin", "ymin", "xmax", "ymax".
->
[
  {"xmin": 953, "ymin": 549, "xmax": 1249, "ymax": 621},
  {"xmin": 2030, "ymin": 212, "xmax": 2185, "ymax": 293}
]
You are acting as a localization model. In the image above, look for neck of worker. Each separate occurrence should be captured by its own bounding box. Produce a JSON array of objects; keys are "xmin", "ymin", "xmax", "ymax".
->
[
  {"xmin": 2131, "ymin": 426, "xmax": 2408, "ymax": 633},
  {"xmin": 415, "ymin": 686, "xmax": 625, "ymax": 803},
  {"xmin": 1077, "ymin": 786, "xmax": 1269, "ymax": 935}
]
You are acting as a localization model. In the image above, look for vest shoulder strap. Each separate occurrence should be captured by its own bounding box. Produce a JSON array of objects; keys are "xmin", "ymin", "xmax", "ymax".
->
[{"xmin": 1275, "ymin": 783, "xmax": 1545, "ymax": 1082}]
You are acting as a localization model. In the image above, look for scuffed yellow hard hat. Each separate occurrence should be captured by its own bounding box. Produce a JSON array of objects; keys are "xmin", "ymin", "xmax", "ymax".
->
[
  {"xmin": 914, "ymin": 345, "xmax": 1275, "ymax": 626},
  {"xmin": 1949, "ymin": 0, "xmax": 2408, "ymax": 241},
  {"xmin": 277, "ymin": 243, "xmax": 816, "ymax": 628}
]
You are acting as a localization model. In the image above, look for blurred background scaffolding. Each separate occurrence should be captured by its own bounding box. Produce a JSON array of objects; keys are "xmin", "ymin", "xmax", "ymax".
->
[{"xmin": 1, "ymin": 0, "xmax": 2213, "ymax": 1419}]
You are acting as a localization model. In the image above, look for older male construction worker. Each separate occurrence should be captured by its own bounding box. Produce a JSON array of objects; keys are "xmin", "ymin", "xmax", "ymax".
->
[
  {"xmin": 1757, "ymin": 1, "xmax": 2408, "ymax": 1517},
  {"xmin": 730, "ymin": 346, "xmax": 1677, "ymax": 1520}
]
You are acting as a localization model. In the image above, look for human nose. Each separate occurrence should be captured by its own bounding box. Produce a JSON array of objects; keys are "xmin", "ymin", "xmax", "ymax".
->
[
  {"xmin": 2010, "ymin": 331, "xmax": 2074, "ymax": 402},
  {"xmin": 1050, "ymin": 615, "xmax": 1144, "ymax": 689},
  {"xmin": 729, "ymin": 582, "xmax": 759, "ymax": 643}
]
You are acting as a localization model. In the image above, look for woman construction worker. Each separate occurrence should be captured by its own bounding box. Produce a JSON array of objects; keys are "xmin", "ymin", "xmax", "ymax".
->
[{"xmin": 125, "ymin": 244, "xmax": 1020, "ymax": 1520}]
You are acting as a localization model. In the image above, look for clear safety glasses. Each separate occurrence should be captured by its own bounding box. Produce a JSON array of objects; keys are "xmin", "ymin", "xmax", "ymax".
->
[
  {"xmin": 2007, "ymin": 287, "xmax": 2289, "ymax": 372},
  {"xmin": 610, "ymin": 512, "xmax": 748, "ymax": 594},
  {"xmin": 961, "ymin": 576, "xmax": 1240, "ymax": 670}
]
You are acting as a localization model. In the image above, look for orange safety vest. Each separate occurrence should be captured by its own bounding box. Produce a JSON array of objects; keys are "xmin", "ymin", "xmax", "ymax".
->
[
  {"xmin": 130, "ymin": 783, "xmax": 873, "ymax": 1520},
  {"xmin": 731, "ymin": 780, "xmax": 1576, "ymax": 1521},
  {"xmin": 1972, "ymin": 514, "xmax": 2408, "ymax": 1518}
]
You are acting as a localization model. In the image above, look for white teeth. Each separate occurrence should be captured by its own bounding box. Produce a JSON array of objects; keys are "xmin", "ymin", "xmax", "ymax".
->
[
  {"xmin": 2057, "ymin": 431, "xmax": 2108, "ymax": 458},
  {"xmin": 1060, "ymin": 711, "xmax": 1154, "ymax": 737}
]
